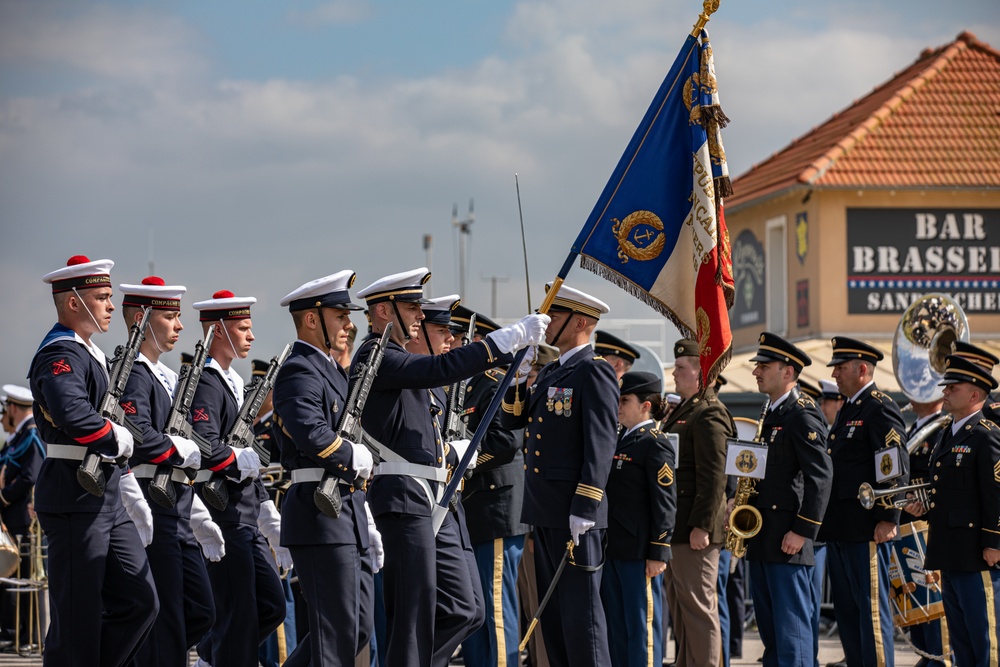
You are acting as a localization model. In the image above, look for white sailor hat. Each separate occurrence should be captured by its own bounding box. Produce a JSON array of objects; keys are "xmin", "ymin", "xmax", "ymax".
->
[
  {"xmin": 666, "ymin": 392, "xmax": 681, "ymax": 406},
  {"xmin": 422, "ymin": 294, "xmax": 460, "ymax": 326},
  {"xmin": 1, "ymin": 385, "xmax": 33, "ymax": 407},
  {"xmin": 42, "ymin": 255, "xmax": 114, "ymax": 294},
  {"xmin": 193, "ymin": 290, "xmax": 257, "ymax": 322},
  {"xmin": 544, "ymin": 283, "xmax": 610, "ymax": 320},
  {"xmin": 119, "ymin": 276, "xmax": 186, "ymax": 311},
  {"xmin": 819, "ymin": 379, "xmax": 845, "ymax": 401},
  {"xmin": 281, "ymin": 270, "xmax": 363, "ymax": 312},
  {"xmin": 356, "ymin": 268, "xmax": 432, "ymax": 305}
]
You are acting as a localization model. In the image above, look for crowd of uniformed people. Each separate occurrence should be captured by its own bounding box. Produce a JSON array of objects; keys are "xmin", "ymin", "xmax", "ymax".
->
[{"xmin": 1, "ymin": 253, "xmax": 998, "ymax": 667}]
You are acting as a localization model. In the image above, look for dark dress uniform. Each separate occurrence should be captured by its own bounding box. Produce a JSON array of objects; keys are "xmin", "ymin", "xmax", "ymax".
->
[
  {"xmin": 30, "ymin": 323, "xmax": 159, "ymax": 666},
  {"xmin": 500, "ymin": 343, "xmax": 619, "ymax": 667},
  {"xmin": 124, "ymin": 357, "xmax": 215, "ymax": 666},
  {"xmin": 898, "ymin": 411, "xmax": 948, "ymax": 667},
  {"xmin": 746, "ymin": 387, "xmax": 832, "ymax": 667},
  {"xmin": 460, "ymin": 366, "xmax": 528, "ymax": 667},
  {"xmin": 819, "ymin": 370, "xmax": 906, "ymax": 667},
  {"xmin": 273, "ymin": 340, "xmax": 374, "ymax": 666},
  {"xmin": 192, "ymin": 360, "xmax": 285, "ymax": 667},
  {"xmin": 602, "ymin": 418, "xmax": 676, "ymax": 667},
  {"xmin": 0, "ymin": 413, "xmax": 44, "ymax": 642},
  {"xmin": 924, "ymin": 355, "xmax": 1000, "ymax": 667},
  {"xmin": 353, "ymin": 333, "xmax": 508, "ymax": 667},
  {"xmin": 0, "ymin": 415, "xmax": 44, "ymax": 542},
  {"xmin": 659, "ymin": 383, "xmax": 734, "ymax": 667}
]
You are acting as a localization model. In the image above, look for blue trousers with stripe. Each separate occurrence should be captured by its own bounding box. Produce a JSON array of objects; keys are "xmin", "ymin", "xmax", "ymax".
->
[
  {"xmin": 463, "ymin": 535, "xmax": 525, "ymax": 667},
  {"xmin": 941, "ymin": 568, "xmax": 999, "ymax": 667},
  {"xmin": 749, "ymin": 559, "xmax": 816, "ymax": 667},
  {"xmin": 826, "ymin": 541, "xmax": 895, "ymax": 667},
  {"xmin": 601, "ymin": 558, "xmax": 663, "ymax": 667}
]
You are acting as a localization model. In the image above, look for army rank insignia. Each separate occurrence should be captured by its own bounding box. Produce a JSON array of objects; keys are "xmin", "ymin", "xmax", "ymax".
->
[{"xmin": 546, "ymin": 387, "xmax": 573, "ymax": 416}]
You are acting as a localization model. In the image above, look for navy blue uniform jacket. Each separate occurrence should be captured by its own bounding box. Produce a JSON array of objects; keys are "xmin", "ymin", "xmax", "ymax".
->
[
  {"xmin": 0, "ymin": 417, "xmax": 45, "ymax": 529},
  {"xmin": 746, "ymin": 388, "xmax": 832, "ymax": 565},
  {"xmin": 605, "ymin": 422, "xmax": 676, "ymax": 562},
  {"xmin": 818, "ymin": 383, "xmax": 907, "ymax": 543},
  {"xmin": 30, "ymin": 324, "xmax": 123, "ymax": 513},
  {"xmin": 123, "ymin": 359, "xmax": 193, "ymax": 520},
  {"xmin": 925, "ymin": 411, "xmax": 1000, "ymax": 572},
  {"xmin": 353, "ymin": 334, "xmax": 508, "ymax": 518},
  {"xmin": 272, "ymin": 341, "xmax": 369, "ymax": 549},
  {"xmin": 191, "ymin": 364, "xmax": 268, "ymax": 526},
  {"xmin": 499, "ymin": 346, "xmax": 619, "ymax": 529},
  {"xmin": 462, "ymin": 368, "xmax": 527, "ymax": 545}
]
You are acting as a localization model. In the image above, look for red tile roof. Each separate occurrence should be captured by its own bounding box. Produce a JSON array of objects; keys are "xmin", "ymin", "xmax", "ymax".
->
[{"xmin": 727, "ymin": 32, "xmax": 1000, "ymax": 209}]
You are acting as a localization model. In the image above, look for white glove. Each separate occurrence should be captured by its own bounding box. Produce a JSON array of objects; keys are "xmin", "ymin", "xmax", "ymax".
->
[
  {"xmin": 366, "ymin": 501, "xmax": 384, "ymax": 573},
  {"xmin": 120, "ymin": 472, "xmax": 154, "ymax": 547},
  {"xmin": 169, "ymin": 435, "xmax": 201, "ymax": 470},
  {"xmin": 234, "ymin": 447, "xmax": 261, "ymax": 482},
  {"xmin": 449, "ymin": 439, "xmax": 476, "ymax": 471},
  {"xmin": 569, "ymin": 514, "xmax": 595, "ymax": 546},
  {"xmin": 190, "ymin": 495, "xmax": 225, "ymax": 562},
  {"xmin": 272, "ymin": 544, "xmax": 293, "ymax": 572},
  {"xmin": 110, "ymin": 422, "xmax": 134, "ymax": 460},
  {"xmin": 350, "ymin": 440, "xmax": 374, "ymax": 480},
  {"xmin": 256, "ymin": 499, "xmax": 292, "ymax": 570},
  {"xmin": 256, "ymin": 499, "xmax": 282, "ymax": 544},
  {"xmin": 486, "ymin": 314, "xmax": 551, "ymax": 354},
  {"xmin": 516, "ymin": 346, "xmax": 536, "ymax": 381}
]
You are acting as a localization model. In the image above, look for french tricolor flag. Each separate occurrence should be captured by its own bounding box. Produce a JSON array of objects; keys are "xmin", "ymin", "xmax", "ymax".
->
[{"xmin": 574, "ymin": 30, "xmax": 734, "ymax": 389}]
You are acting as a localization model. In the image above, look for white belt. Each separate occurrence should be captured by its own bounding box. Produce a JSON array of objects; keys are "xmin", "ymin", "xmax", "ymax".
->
[
  {"xmin": 193, "ymin": 470, "xmax": 214, "ymax": 483},
  {"xmin": 375, "ymin": 460, "xmax": 448, "ymax": 507},
  {"xmin": 290, "ymin": 468, "xmax": 351, "ymax": 485},
  {"xmin": 131, "ymin": 464, "xmax": 191, "ymax": 484},
  {"xmin": 46, "ymin": 444, "xmax": 88, "ymax": 461},
  {"xmin": 376, "ymin": 461, "xmax": 449, "ymax": 483}
]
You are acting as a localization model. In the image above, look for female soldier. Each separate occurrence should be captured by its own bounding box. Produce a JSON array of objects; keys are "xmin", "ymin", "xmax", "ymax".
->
[{"xmin": 602, "ymin": 371, "xmax": 677, "ymax": 667}]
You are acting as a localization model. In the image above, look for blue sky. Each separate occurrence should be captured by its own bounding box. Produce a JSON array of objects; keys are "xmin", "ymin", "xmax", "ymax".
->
[{"xmin": 1, "ymin": 0, "xmax": 998, "ymax": 382}]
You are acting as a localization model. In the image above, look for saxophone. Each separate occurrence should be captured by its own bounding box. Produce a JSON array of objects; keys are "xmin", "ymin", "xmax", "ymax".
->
[{"xmin": 725, "ymin": 399, "xmax": 769, "ymax": 562}]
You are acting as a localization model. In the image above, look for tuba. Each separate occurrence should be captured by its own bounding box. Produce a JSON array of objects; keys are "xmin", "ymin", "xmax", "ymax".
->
[
  {"xmin": 891, "ymin": 293, "xmax": 969, "ymax": 454},
  {"xmin": 892, "ymin": 293, "xmax": 969, "ymax": 405},
  {"xmin": 725, "ymin": 400, "xmax": 769, "ymax": 563}
]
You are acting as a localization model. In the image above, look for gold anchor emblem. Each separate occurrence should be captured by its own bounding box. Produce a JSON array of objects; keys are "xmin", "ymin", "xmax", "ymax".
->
[{"xmin": 612, "ymin": 210, "xmax": 666, "ymax": 263}]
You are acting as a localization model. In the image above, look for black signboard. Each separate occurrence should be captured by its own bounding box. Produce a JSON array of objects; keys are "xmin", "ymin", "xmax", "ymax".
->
[
  {"xmin": 732, "ymin": 229, "xmax": 766, "ymax": 328},
  {"xmin": 846, "ymin": 208, "xmax": 1000, "ymax": 314}
]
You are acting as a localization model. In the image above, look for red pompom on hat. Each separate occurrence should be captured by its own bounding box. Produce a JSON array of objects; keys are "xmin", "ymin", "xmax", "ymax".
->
[
  {"xmin": 213, "ymin": 290, "xmax": 235, "ymax": 299},
  {"xmin": 142, "ymin": 276, "xmax": 166, "ymax": 286},
  {"xmin": 67, "ymin": 255, "xmax": 92, "ymax": 266}
]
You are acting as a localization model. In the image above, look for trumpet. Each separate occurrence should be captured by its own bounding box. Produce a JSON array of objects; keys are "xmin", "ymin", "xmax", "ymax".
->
[{"xmin": 858, "ymin": 481, "xmax": 931, "ymax": 510}]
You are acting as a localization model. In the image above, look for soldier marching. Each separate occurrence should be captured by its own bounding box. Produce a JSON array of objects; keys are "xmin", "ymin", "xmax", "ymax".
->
[{"xmin": 9, "ymin": 253, "xmax": 999, "ymax": 667}]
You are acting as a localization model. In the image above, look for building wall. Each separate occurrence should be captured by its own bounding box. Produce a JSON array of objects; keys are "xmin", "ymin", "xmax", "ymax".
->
[{"xmin": 727, "ymin": 187, "xmax": 1000, "ymax": 353}]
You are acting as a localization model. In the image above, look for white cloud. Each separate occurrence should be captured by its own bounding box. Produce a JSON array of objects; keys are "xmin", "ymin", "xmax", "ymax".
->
[{"xmin": 1, "ymin": 0, "xmax": 998, "ymax": 382}]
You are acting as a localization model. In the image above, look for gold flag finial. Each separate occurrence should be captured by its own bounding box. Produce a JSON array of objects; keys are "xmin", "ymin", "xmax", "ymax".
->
[{"xmin": 691, "ymin": 0, "xmax": 721, "ymax": 36}]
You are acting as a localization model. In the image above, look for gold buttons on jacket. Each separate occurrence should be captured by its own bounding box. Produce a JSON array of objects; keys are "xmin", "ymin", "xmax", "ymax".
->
[
  {"xmin": 533, "ymin": 468, "xmax": 540, "ymax": 473},
  {"xmin": 535, "ymin": 450, "xmax": 541, "ymax": 456}
]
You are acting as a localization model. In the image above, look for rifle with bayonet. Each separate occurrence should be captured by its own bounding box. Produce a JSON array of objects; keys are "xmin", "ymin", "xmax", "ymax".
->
[
  {"xmin": 77, "ymin": 307, "xmax": 152, "ymax": 496},
  {"xmin": 201, "ymin": 344, "xmax": 291, "ymax": 512},
  {"xmin": 147, "ymin": 324, "xmax": 216, "ymax": 509},
  {"xmin": 313, "ymin": 323, "xmax": 392, "ymax": 518}
]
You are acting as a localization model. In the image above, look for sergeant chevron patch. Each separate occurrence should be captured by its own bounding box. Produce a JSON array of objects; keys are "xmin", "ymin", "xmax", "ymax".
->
[{"xmin": 657, "ymin": 463, "xmax": 674, "ymax": 487}]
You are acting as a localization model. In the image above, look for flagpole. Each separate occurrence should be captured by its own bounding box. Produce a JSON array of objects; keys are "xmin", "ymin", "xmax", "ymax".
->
[{"xmin": 691, "ymin": 0, "xmax": 721, "ymax": 36}]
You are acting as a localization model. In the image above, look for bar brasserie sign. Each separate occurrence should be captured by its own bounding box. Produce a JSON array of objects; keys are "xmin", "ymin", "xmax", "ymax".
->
[{"xmin": 847, "ymin": 207, "xmax": 1000, "ymax": 314}]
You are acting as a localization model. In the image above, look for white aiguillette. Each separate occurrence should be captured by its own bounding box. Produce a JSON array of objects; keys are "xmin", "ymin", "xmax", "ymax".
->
[{"xmin": 725, "ymin": 438, "xmax": 768, "ymax": 480}]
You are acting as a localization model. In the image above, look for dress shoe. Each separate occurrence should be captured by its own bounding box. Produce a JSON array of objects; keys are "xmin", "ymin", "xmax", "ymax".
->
[{"xmin": 825, "ymin": 661, "xmax": 847, "ymax": 667}]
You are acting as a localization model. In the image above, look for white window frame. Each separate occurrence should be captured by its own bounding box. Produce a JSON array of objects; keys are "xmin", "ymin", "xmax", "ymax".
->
[{"xmin": 765, "ymin": 215, "xmax": 788, "ymax": 335}]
